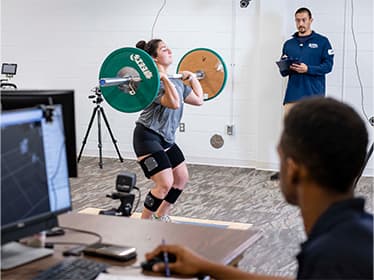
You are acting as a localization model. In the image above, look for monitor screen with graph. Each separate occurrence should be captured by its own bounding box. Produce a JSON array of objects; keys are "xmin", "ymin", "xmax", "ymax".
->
[
  {"xmin": 1, "ymin": 89, "xmax": 77, "ymax": 178},
  {"xmin": 1, "ymin": 106, "xmax": 72, "ymax": 245}
]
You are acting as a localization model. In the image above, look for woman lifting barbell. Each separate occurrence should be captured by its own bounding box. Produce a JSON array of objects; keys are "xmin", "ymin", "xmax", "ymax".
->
[{"xmin": 133, "ymin": 39, "xmax": 204, "ymax": 221}]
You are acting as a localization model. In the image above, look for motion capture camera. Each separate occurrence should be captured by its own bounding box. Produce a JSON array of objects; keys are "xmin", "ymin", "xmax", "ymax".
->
[
  {"xmin": 88, "ymin": 86, "xmax": 103, "ymax": 104},
  {"xmin": 369, "ymin": 116, "xmax": 374, "ymax": 127},
  {"xmin": 116, "ymin": 171, "xmax": 136, "ymax": 193},
  {"xmin": 1, "ymin": 63, "xmax": 18, "ymax": 89},
  {"xmin": 1, "ymin": 63, "xmax": 17, "ymax": 76},
  {"xmin": 240, "ymin": 0, "xmax": 251, "ymax": 8},
  {"xmin": 99, "ymin": 171, "xmax": 138, "ymax": 217}
]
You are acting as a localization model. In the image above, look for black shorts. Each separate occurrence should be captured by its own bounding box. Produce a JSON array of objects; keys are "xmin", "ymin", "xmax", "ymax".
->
[{"xmin": 133, "ymin": 123, "xmax": 172, "ymax": 157}]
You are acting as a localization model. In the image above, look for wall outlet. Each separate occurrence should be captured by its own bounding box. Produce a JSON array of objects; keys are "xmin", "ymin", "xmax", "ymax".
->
[
  {"xmin": 179, "ymin": 122, "xmax": 185, "ymax": 132},
  {"xmin": 226, "ymin": 125, "xmax": 234, "ymax": 136}
]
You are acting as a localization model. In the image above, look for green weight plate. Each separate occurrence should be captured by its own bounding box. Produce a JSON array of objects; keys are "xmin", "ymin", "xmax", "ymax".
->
[
  {"xmin": 177, "ymin": 48, "xmax": 227, "ymax": 101},
  {"xmin": 99, "ymin": 47, "xmax": 160, "ymax": 113}
]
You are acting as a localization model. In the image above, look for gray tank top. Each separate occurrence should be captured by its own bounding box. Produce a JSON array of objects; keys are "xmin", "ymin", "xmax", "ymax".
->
[{"xmin": 136, "ymin": 78, "xmax": 192, "ymax": 144}]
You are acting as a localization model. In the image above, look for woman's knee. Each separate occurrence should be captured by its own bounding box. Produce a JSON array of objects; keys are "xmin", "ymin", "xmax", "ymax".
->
[
  {"xmin": 152, "ymin": 170, "xmax": 174, "ymax": 197},
  {"xmin": 173, "ymin": 164, "xmax": 189, "ymax": 188},
  {"xmin": 154, "ymin": 183, "xmax": 172, "ymax": 197}
]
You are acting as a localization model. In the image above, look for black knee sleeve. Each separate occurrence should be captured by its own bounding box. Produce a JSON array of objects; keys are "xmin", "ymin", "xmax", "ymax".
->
[
  {"xmin": 166, "ymin": 144, "xmax": 185, "ymax": 168},
  {"xmin": 144, "ymin": 191, "xmax": 163, "ymax": 212},
  {"xmin": 164, "ymin": 187, "xmax": 182, "ymax": 204},
  {"xmin": 139, "ymin": 150, "xmax": 171, "ymax": 179}
]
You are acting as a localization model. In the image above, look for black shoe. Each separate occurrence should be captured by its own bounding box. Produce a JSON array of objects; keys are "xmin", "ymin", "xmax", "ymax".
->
[{"xmin": 270, "ymin": 172, "xmax": 279, "ymax": 181}]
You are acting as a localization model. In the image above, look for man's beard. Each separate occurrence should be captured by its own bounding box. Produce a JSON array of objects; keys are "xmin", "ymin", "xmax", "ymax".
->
[{"xmin": 298, "ymin": 27, "xmax": 306, "ymax": 33}]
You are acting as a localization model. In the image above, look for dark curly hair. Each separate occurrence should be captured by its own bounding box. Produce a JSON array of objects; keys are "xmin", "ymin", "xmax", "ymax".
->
[
  {"xmin": 280, "ymin": 97, "xmax": 368, "ymax": 193},
  {"xmin": 136, "ymin": 39, "xmax": 162, "ymax": 58}
]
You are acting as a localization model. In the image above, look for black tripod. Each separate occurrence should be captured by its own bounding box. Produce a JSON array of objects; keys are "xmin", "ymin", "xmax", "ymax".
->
[
  {"xmin": 77, "ymin": 87, "xmax": 124, "ymax": 168},
  {"xmin": 99, "ymin": 192, "xmax": 136, "ymax": 217}
]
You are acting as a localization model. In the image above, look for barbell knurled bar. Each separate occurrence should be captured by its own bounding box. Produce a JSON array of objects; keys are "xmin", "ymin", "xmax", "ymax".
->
[{"xmin": 99, "ymin": 70, "xmax": 205, "ymax": 88}]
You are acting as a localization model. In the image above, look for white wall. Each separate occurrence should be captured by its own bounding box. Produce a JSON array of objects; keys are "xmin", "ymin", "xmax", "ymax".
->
[{"xmin": 1, "ymin": 0, "xmax": 373, "ymax": 175}]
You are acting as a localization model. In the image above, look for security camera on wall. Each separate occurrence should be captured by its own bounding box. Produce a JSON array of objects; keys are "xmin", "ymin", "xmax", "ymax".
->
[{"xmin": 240, "ymin": 0, "xmax": 251, "ymax": 8}]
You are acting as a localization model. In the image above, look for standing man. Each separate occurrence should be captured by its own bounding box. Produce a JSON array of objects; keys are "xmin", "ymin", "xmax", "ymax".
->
[
  {"xmin": 280, "ymin": 7, "xmax": 334, "ymax": 114},
  {"xmin": 271, "ymin": 7, "xmax": 335, "ymax": 181}
]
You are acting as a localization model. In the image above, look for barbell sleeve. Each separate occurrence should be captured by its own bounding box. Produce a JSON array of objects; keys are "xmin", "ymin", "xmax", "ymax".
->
[
  {"xmin": 100, "ymin": 71, "xmax": 205, "ymax": 88},
  {"xmin": 99, "ymin": 77, "xmax": 134, "ymax": 87},
  {"xmin": 168, "ymin": 71, "xmax": 205, "ymax": 80}
]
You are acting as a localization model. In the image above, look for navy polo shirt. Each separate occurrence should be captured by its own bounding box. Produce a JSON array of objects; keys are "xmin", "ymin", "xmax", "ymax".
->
[
  {"xmin": 280, "ymin": 31, "xmax": 334, "ymax": 104},
  {"xmin": 296, "ymin": 198, "xmax": 373, "ymax": 279}
]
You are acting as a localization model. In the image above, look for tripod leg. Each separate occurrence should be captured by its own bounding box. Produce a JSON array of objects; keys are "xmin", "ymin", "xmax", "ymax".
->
[
  {"xmin": 99, "ymin": 107, "xmax": 124, "ymax": 162},
  {"xmin": 77, "ymin": 106, "xmax": 99, "ymax": 162},
  {"xmin": 354, "ymin": 142, "xmax": 374, "ymax": 188},
  {"xmin": 97, "ymin": 108, "xmax": 103, "ymax": 168}
]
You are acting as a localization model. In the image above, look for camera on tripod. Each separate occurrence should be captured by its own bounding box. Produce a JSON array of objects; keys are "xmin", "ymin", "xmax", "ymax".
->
[
  {"xmin": 1, "ymin": 63, "xmax": 18, "ymax": 89},
  {"xmin": 88, "ymin": 87, "xmax": 104, "ymax": 104},
  {"xmin": 99, "ymin": 171, "xmax": 140, "ymax": 217},
  {"xmin": 77, "ymin": 85, "xmax": 124, "ymax": 168}
]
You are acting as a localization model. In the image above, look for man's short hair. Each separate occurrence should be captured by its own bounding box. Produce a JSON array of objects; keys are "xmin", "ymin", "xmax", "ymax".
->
[
  {"xmin": 295, "ymin": 7, "xmax": 312, "ymax": 18},
  {"xmin": 280, "ymin": 97, "xmax": 368, "ymax": 193}
]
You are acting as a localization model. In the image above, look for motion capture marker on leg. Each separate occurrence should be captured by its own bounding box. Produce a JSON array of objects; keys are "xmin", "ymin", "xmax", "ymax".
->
[
  {"xmin": 164, "ymin": 187, "xmax": 182, "ymax": 204},
  {"xmin": 165, "ymin": 144, "xmax": 185, "ymax": 168},
  {"xmin": 144, "ymin": 191, "xmax": 163, "ymax": 212},
  {"xmin": 139, "ymin": 151, "xmax": 171, "ymax": 178}
]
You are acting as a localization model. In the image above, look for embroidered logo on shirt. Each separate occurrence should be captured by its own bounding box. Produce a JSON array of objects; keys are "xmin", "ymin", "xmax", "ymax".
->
[
  {"xmin": 308, "ymin": 43, "xmax": 318, "ymax": 48},
  {"xmin": 328, "ymin": 49, "xmax": 334, "ymax": 55}
]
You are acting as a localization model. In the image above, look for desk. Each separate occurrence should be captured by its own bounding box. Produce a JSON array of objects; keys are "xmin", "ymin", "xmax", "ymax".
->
[{"xmin": 1, "ymin": 212, "xmax": 261, "ymax": 279}]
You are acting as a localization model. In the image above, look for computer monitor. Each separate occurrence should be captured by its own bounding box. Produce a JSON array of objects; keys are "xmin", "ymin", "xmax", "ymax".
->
[
  {"xmin": 1, "ymin": 106, "xmax": 72, "ymax": 269},
  {"xmin": 1, "ymin": 90, "xmax": 78, "ymax": 177},
  {"xmin": 1, "ymin": 63, "xmax": 17, "ymax": 75}
]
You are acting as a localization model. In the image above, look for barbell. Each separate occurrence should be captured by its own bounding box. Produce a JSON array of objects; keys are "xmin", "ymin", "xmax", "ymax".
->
[
  {"xmin": 100, "ymin": 70, "xmax": 205, "ymax": 88},
  {"xmin": 99, "ymin": 47, "xmax": 227, "ymax": 113}
]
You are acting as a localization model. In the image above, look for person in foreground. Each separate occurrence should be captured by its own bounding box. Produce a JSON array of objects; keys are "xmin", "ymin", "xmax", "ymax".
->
[{"xmin": 145, "ymin": 97, "xmax": 373, "ymax": 279}]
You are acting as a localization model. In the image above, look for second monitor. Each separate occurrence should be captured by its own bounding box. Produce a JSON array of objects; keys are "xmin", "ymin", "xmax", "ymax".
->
[{"xmin": 1, "ymin": 89, "xmax": 77, "ymax": 177}]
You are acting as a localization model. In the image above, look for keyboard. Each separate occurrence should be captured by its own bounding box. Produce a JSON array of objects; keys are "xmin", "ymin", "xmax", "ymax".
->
[{"xmin": 33, "ymin": 257, "xmax": 108, "ymax": 280}]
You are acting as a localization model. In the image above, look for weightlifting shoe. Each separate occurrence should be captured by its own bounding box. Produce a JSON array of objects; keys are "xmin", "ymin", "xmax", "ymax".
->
[{"xmin": 152, "ymin": 214, "xmax": 172, "ymax": 223}]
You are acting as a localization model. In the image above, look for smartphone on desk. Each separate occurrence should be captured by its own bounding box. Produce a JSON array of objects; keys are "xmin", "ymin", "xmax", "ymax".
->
[{"xmin": 83, "ymin": 243, "xmax": 137, "ymax": 261}]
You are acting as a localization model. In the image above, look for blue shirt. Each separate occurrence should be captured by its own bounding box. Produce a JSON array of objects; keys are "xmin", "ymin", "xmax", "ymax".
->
[
  {"xmin": 296, "ymin": 198, "xmax": 373, "ymax": 279},
  {"xmin": 281, "ymin": 31, "xmax": 334, "ymax": 104}
]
